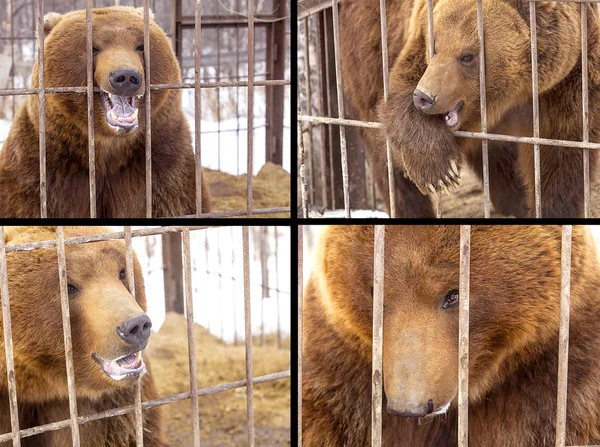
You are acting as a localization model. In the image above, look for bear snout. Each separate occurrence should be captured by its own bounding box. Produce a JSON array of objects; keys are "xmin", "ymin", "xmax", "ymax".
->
[
  {"xmin": 386, "ymin": 398, "xmax": 434, "ymax": 417},
  {"xmin": 109, "ymin": 69, "xmax": 143, "ymax": 96},
  {"xmin": 117, "ymin": 314, "xmax": 152, "ymax": 350},
  {"xmin": 413, "ymin": 88, "xmax": 436, "ymax": 110}
]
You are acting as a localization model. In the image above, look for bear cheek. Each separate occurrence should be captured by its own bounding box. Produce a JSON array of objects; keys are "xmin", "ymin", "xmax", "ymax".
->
[{"xmin": 382, "ymin": 314, "xmax": 457, "ymax": 416}]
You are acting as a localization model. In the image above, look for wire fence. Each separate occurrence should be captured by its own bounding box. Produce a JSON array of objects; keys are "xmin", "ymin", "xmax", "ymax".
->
[
  {"xmin": 0, "ymin": 225, "xmax": 290, "ymax": 446},
  {"xmin": 297, "ymin": 0, "xmax": 595, "ymax": 218},
  {"xmin": 0, "ymin": 0, "xmax": 291, "ymax": 218},
  {"xmin": 299, "ymin": 225, "xmax": 585, "ymax": 446}
]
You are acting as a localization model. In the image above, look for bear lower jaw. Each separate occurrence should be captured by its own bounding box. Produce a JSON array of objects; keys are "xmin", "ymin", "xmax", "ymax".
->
[
  {"xmin": 443, "ymin": 101, "xmax": 463, "ymax": 128},
  {"xmin": 100, "ymin": 91, "xmax": 141, "ymax": 133},
  {"xmin": 93, "ymin": 350, "xmax": 146, "ymax": 381}
]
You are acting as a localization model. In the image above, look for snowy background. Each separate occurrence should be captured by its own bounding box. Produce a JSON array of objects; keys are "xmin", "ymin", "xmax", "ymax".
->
[{"xmin": 120, "ymin": 226, "xmax": 290, "ymax": 345}]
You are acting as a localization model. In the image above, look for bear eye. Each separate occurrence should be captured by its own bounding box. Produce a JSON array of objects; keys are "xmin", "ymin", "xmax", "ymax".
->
[
  {"xmin": 92, "ymin": 46, "xmax": 100, "ymax": 54},
  {"xmin": 67, "ymin": 284, "xmax": 78, "ymax": 294},
  {"xmin": 136, "ymin": 45, "xmax": 144, "ymax": 52},
  {"xmin": 119, "ymin": 269, "xmax": 126, "ymax": 280},
  {"xmin": 442, "ymin": 289, "xmax": 459, "ymax": 309},
  {"xmin": 460, "ymin": 53, "xmax": 475, "ymax": 64}
]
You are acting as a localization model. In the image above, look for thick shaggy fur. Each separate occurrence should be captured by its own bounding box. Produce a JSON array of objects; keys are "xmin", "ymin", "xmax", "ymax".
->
[
  {"xmin": 0, "ymin": 7, "xmax": 210, "ymax": 217},
  {"xmin": 303, "ymin": 226, "xmax": 600, "ymax": 446},
  {"xmin": 0, "ymin": 227, "xmax": 168, "ymax": 446},
  {"xmin": 341, "ymin": 0, "xmax": 599, "ymax": 217}
]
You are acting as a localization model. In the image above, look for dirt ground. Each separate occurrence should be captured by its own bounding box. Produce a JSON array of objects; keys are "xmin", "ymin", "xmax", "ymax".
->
[
  {"xmin": 148, "ymin": 313, "xmax": 290, "ymax": 446},
  {"xmin": 430, "ymin": 166, "xmax": 600, "ymax": 218},
  {"xmin": 205, "ymin": 162, "xmax": 290, "ymax": 218}
]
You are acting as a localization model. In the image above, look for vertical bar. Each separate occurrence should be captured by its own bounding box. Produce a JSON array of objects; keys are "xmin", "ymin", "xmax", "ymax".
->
[
  {"xmin": 274, "ymin": 226, "xmax": 281, "ymax": 350},
  {"xmin": 529, "ymin": 1, "xmax": 541, "ymax": 218},
  {"xmin": 182, "ymin": 228, "xmax": 201, "ymax": 446},
  {"xmin": 316, "ymin": 11, "xmax": 329, "ymax": 209},
  {"xmin": 555, "ymin": 225, "xmax": 572, "ymax": 447},
  {"xmin": 331, "ymin": 0, "xmax": 351, "ymax": 218},
  {"xmin": 379, "ymin": 0, "xmax": 396, "ymax": 218},
  {"xmin": 38, "ymin": 0, "xmax": 47, "ymax": 217},
  {"xmin": 425, "ymin": 0, "xmax": 442, "ymax": 218},
  {"xmin": 476, "ymin": 0, "xmax": 490, "ymax": 218},
  {"xmin": 247, "ymin": 0, "xmax": 255, "ymax": 217},
  {"xmin": 242, "ymin": 227, "xmax": 255, "ymax": 446},
  {"xmin": 298, "ymin": 107, "xmax": 308, "ymax": 218},
  {"xmin": 143, "ymin": 0, "xmax": 152, "ymax": 217},
  {"xmin": 231, "ymin": 227, "xmax": 238, "ymax": 345},
  {"xmin": 298, "ymin": 225, "xmax": 303, "ymax": 447},
  {"xmin": 458, "ymin": 225, "xmax": 470, "ymax": 447},
  {"xmin": 55, "ymin": 227, "xmax": 80, "ymax": 446},
  {"xmin": 303, "ymin": 18, "xmax": 315, "ymax": 207},
  {"xmin": 581, "ymin": 5, "xmax": 590, "ymax": 218},
  {"xmin": 0, "ymin": 227, "xmax": 21, "ymax": 447},
  {"xmin": 9, "ymin": 0, "xmax": 15, "ymax": 119},
  {"xmin": 236, "ymin": 14, "xmax": 241, "ymax": 175},
  {"xmin": 217, "ymin": 29, "xmax": 221, "ymax": 172},
  {"xmin": 371, "ymin": 225, "xmax": 385, "ymax": 446},
  {"xmin": 322, "ymin": 11, "xmax": 336, "ymax": 210},
  {"xmin": 124, "ymin": 227, "xmax": 144, "ymax": 446},
  {"xmin": 194, "ymin": 0, "xmax": 204, "ymax": 216},
  {"xmin": 86, "ymin": 0, "xmax": 96, "ymax": 217}
]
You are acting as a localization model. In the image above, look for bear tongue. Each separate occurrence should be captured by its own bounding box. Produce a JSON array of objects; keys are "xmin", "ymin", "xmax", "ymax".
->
[
  {"xmin": 444, "ymin": 108, "xmax": 459, "ymax": 127},
  {"xmin": 110, "ymin": 95, "xmax": 136, "ymax": 117}
]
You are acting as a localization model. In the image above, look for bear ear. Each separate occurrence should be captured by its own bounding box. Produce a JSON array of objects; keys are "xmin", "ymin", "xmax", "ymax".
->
[
  {"xmin": 43, "ymin": 12, "xmax": 63, "ymax": 37},
  {"xmin": 133, "ymin": 7, "xmax": 155, "ymax": 21}
]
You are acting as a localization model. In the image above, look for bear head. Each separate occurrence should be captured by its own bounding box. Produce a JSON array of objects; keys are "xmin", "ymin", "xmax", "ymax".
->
[
  {"xmin": 0, "ymin": 226, "xmax": 153, "ymax": 403},
  {"xmin": 29, "ymin": 7, "xmax": 179, "ymax": 141},
  {"xmin": 312, "ymin": 225, "xmax": 595, "ymax": 418}
]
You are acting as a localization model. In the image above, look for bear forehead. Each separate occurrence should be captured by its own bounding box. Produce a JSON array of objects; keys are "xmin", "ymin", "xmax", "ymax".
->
[{"xmin": 52, "ymin": 7, "xmax": 150, "ymax": 37}]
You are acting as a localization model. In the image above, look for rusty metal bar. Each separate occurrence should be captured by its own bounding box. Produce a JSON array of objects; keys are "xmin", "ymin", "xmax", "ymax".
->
[
  {"xmin": 298, "ymin": 0, "xmax": 341, "ymax": 19},
  {"xmin": 0, "ymin": 371, "xmax": 290, "ymax": 443},
  {"xmin": 55, "ymin": 227, "xmax": 81, "ymax": 446},
  {"xmin": 322, "ymin": 10, "xmax": 336, "ymax": 209},
  {"xmin": 581, "ymin": 5, "xmax": 590, "ymax": 218},
  {"xmin": 86, "ymin": 0, "xmax": 96, "ymax": 217},
  {"xmin": 9, "ymin": 0, "xmax": 15, "ymax": 118},
  {"xmin": 0, "ymin": 227, "xmax": 20, "ymax": 447},
  {"xmin": 194, "ymin": 0, "xmax": 204, "ymax": 216},
  {"xmin": 371, "ymin": 225, "xmax": 385, "ymax": 446},
  {"xmin": 0, "ymin": 80, "xmax": 289, "ymax": 98},
  {"xmin": 242, "ymin": 227, "xmax": 255, "ymax": 446},
  {"xmin": 379, "ymin": 0, "xmax": 396, "ymax": 217},
  {"xmin": 274, "ymin": 227, "xmax": 281, "ymax": 349},
  {"xmin": 298, "ymin": 225, "xmax": 303, "ymax": 447},
  {"xmin": 556, "ymin": 225, "xmax": 572, "ymax": 447},
  {"xmin": 144, "ymin": 0, "xmax": 152, "ymax": 217},
  {"xmin": 38, "ymin": 0, "xmax": 47, "ymax": 217},
  {"xmin": 182, "ymin": 228, "xmax": 201, "ymax": 446},
  {"xmin": 247, "ymin": 1, "xmax": 256, "ymax": 217},
  {"xmin": 476, "ymin": 0, "xmax": 490, "ymax": 218},
  {"xmin": 124, "ymin": 227, "xmax": 144, "ymax": 447},
  {"xmin": 458, "ymin": 225, "xmax": 470, "ymax": 447},
  {"xmin": 331, "ymin": 0, "xmax": 351, "ymax": 217},
  {"xmin": 529, "ymin": 0, "xmax": 542, "ymax": 217},
  {"xmin": 299, "ymin": 108, "xmax": 309, "ymax": 217},
  {"xmin": 304, "ymin": 18, "xmax": 316, "ymax": 207}
]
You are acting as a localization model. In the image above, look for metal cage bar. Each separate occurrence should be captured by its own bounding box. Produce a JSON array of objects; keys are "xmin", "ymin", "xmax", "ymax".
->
[
  {"xmin": 182, "ymin": 228, "xmax": 201, "ymax": 446},
  {"xmin": 556, "ymin": 225, "xmax": 573, "ymax": 446},
  {"xmin": 0, "ymin": 227, "xmax": 20, "ymax": 447},
  {"xmin": 242, "ymin": 227, "xmax": 256, "ymax": 446},
  {"xmin": 476, "ymin": 0, "xmax": 490, "ymax": 218},
  {"xmin": 529, "ymin": 0, "xmax": 542, "ymax": 218},
  {"xmin": 581, "ymin": 5, "xmax": 590, "ymax": 218},
  {"xmin": 86, "ymin": 0, "xmax": 96, "ymax": 217},
  {"xmin": 194, "ymin": 0, "xmax": 204, "ymax": 216},
  {"xmin": 298, "ymin": 225, "xmax": 303, "ymax": 447},
  {"xmin": 458, "ymin": 225, "xmax": 471, "ymax": 446},
  {"xmin": 371, "ymin": 225, "xmax": 385, "ymax": 446},
  {"xmin": 55, "ymin": 226, "xmax": 81, "ymax": 446},
  {"xmin": 37, "ymin": 0, "xmax": 47, "ymax": 217},
  {"xmin": 247, "ymin": 1, "xmax": 256, "ymax": 217},
  {"xmin": 124, "ymin": 226, "xmax": 144, "ymax": 446},
  {"xmin": 299, "ymin": 106, "xmax": 308, "ymax": 217},
  {"xmin": 143, "ymin": 0, "xmax": 152, "ymax": 217}
]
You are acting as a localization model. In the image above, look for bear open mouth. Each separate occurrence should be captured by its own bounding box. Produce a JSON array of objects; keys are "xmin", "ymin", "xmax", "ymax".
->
[
  {"xmin": 93, "ymin": 351, "xmax": 146, "ymax": 381},
  {"xmin": 424, "ymin": 401, "xmax": 451, "ymax": 418},
  {"xmin": 443, "ymin": 101, "xmax": 463, "ymax": 128},
  {"xmin": 100, "ymin": 91, "xmax": 142, "ymax": 132}
]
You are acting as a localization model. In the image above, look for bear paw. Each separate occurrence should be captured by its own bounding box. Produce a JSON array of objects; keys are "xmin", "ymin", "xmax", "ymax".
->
[{"xmin": 378, "ymin": 92, "xmax": 462, "ymax": 195}]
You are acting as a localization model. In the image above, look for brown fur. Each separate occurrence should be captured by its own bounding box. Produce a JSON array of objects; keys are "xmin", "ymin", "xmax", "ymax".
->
[
  {"xmin": 0, "ymin": 7, "xmax": 210, "ymax": 217},
  {"xmin": 341, "ymin": 0, "xmax": 599, "ymax": 217},
  {"xmin": 0, "ymin": 226, "xmax": 168, "ymax": 446},
  {"xmin": 303, "ymin": 225, "xmax": 600, "ymax": 446}
]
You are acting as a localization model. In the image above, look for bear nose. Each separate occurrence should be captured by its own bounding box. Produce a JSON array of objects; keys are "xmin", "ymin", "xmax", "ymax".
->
[
  {"xmin": 118, "ymin": 315, "xmax": 152, "ymax": 350},
  {"xmin": 109, "ymin": 69, "xmax": 143, "ymax": 96},
  {"xmin": 413, "ymin": 89, "xmax": 435, "ymax": 110},
  {"xmin": 387, "ymin": 399, "xmax": 434, "ymax": 417}
]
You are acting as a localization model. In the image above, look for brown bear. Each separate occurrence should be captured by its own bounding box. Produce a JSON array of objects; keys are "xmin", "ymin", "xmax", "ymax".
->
[
  {"xmin": 303, "ymin": 225, "xmax": 600, "ymax": 446},
  {"xmin": 340, "ymin": 0, "xmax": 599, "ymax": 217},
  {"xmin": 0, "ymin": 7, "xmax": 210, "ymax": 217},
  {"xmin": 0, "ymin": 226, "xmax": 168, "ymax": 446}
]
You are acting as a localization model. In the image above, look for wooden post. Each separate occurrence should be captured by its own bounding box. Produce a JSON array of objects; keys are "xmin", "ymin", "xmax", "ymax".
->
[{"xmin": 162, "ymin": 232, "xmax": 184, "ymax": 314}]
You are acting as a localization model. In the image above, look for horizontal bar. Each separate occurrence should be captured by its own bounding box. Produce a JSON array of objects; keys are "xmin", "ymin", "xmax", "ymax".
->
[
  {"xmin": 297, "ymin": 0, "xmax": 341, "ymax": 19},
  {"xmin": 0, "ymin": 371, "xmax": 290, "ymax": 443},
  {"xmin": 298, "ymin": 115, "xmax": 600, "ymax": 150},
  {"xmin": 173, "ymin": 207, "xmax": 291, "ymax": 218},
  {"xmin": 0, "ymin": 80, "xmax": 290, "ymax": 97}
]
